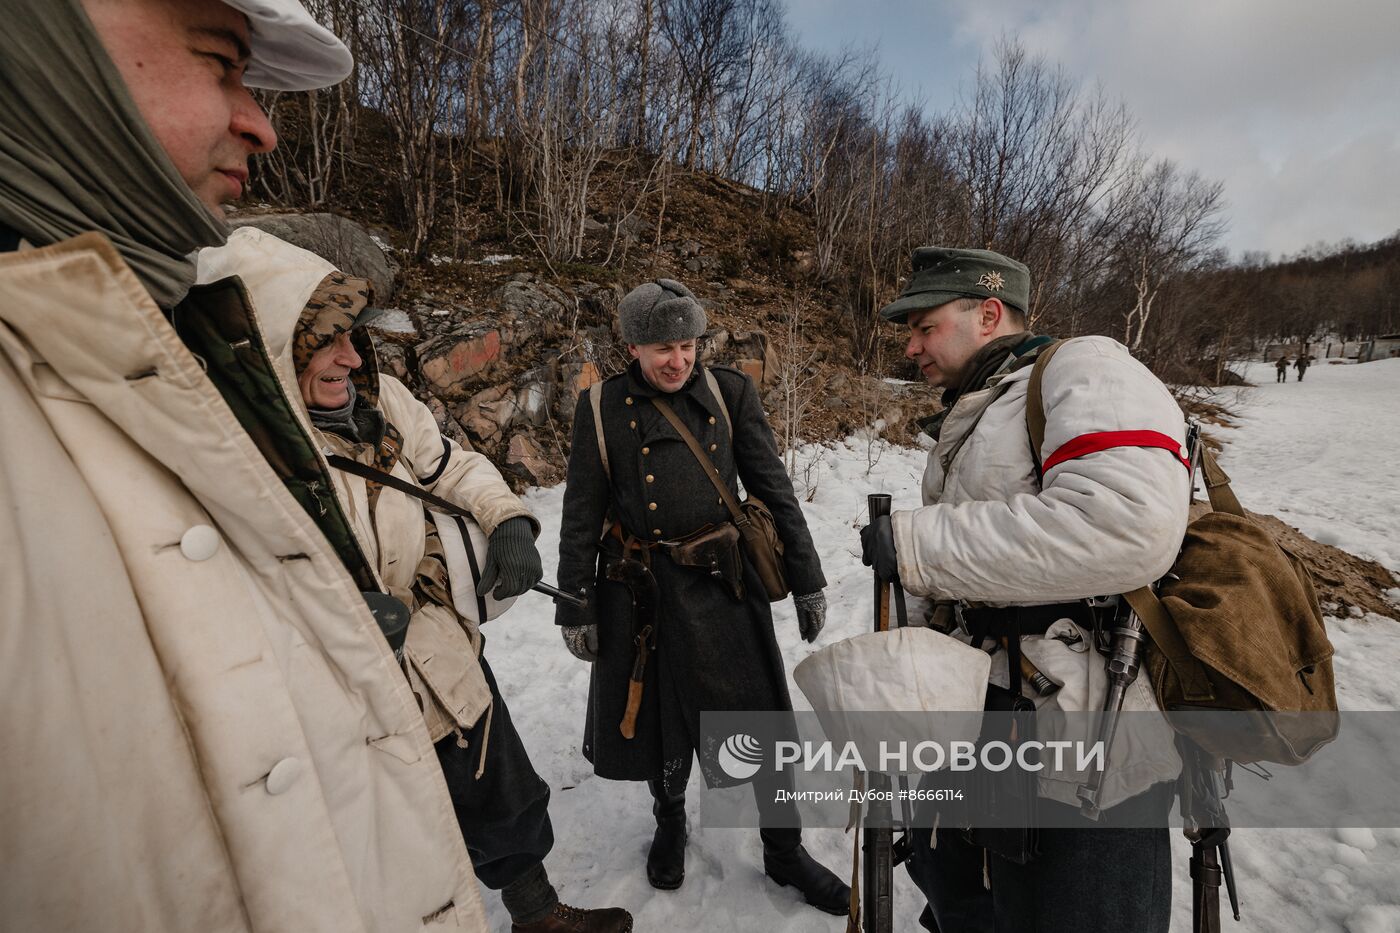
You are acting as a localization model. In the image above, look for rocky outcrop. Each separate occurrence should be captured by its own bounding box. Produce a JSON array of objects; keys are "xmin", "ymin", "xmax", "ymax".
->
[
  {"xmin": 728, "ymin": 330, "xmax": 778, "ymax": 386},
  {"xmin": 504, "ymin": 435, "xmax": 563, "ymax": 487},
  {"xmin": 243, "ymin": 213, "xmax": 827, "ymax": 490},
  {"xmin": 417, "ymin": 324, "xmax": 502, "ymax": 399},
  {"xmin": 230, "ymin": 212, "xmax": 400, "ymax": 301}
]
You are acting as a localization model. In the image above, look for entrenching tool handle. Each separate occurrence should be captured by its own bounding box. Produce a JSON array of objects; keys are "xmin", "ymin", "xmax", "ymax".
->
[{"xmin": 620, "ymin": 679, "xmax": 643, "ymax": 739}]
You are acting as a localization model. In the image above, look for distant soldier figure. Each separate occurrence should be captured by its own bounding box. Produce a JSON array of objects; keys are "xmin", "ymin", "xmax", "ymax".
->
[
  {"xmin": 1276, "ymin": 355, "xmax": 1290, "ymax": 382},
  {"xmin": 1295, "ymin": 354, "xmax": 1311, "ymax": 381}
]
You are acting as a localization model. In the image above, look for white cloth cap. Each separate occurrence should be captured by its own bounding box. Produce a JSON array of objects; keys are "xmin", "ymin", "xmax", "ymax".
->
[{"xmin": 223, "ymin": 0, "xmax": 353, "ymax": 91}]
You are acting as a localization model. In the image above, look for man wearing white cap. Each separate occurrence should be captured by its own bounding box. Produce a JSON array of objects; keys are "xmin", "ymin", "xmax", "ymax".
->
[{"xmin": 0, "ymin": 1, "xmax": 491, "ymax": 930}]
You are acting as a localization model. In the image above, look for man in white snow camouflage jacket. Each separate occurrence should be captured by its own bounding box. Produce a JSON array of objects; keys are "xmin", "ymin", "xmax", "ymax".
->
[{"xmin": 861, "ymin": 247, "xmax": 1191, "ymax": 933}]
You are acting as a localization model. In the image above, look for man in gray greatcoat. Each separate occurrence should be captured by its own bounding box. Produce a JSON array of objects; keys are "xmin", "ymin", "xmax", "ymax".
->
[{"xmin": 554, "ymin": 279, "xmax": 849, "ymax": 915}]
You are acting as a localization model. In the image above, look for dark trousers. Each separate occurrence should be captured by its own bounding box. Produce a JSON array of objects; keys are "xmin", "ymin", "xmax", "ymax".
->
[
  {"xmin": 907, "ymin": 785, "xmax": 1174, "ymax": 933},
  {"xmin": 435, "ymin": 655, "xmax": 555, "ymax": 890},
  {"xmin": 1277, "ymin": 368, "xmax": 1287, "ymax": 382}
]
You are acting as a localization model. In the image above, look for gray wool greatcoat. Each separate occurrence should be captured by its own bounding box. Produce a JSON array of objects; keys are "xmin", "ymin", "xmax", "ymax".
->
[{"xmin": 555, "ymin": 362, "xmax": 825, "ymax": 795}]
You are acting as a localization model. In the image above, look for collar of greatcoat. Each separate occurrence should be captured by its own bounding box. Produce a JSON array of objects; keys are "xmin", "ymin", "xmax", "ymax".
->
[{"xmin": 624, "ymin": 358, "xmax": 729, "ymax": 424}]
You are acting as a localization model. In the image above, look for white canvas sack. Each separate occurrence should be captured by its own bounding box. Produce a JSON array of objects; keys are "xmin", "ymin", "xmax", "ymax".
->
[
  {"xmin": 430, "ymin": 511, "xmax": 517, "ymax": 624},
  {"xmin": 793, "ymin": 627, "xmax": 991, "ymax": 770}
]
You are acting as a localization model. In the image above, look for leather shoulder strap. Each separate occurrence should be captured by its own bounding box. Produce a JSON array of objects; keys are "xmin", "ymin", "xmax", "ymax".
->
[
  {"xmin": 588, "ymin": 382, "xmax": 610, "ymax": 481},
  {"xmin": 703, "ymin": 368, "xmax": 733, "ymax": 440},
  {"xmin": 650, "ymin": 396, "xmax": 746, "ymax": 525},
  {"xmin": 1199, "ymin": 446, "xmax": 1245, "ymax": 516},
  {"xmin": 1122, "ymin": 586, "xmax": 1216, "ymax": 703},
  {"xmin": 327, "ymin": 453, "xmax": 475, "ymax": 521},
  {"xmin": 1025, "ymin": 339, "xmax": 1066, "ymax": 470}
]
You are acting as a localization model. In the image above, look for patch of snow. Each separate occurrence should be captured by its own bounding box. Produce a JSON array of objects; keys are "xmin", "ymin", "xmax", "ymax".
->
[{"xmin": 474, "ymin": 254, "xmax": 518, "ymax": 265}]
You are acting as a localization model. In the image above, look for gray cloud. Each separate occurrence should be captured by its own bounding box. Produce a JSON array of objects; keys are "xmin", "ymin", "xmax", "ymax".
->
[{"xmin": 787, "ymin": 0, "xmax": 1400, "ymax": 257}]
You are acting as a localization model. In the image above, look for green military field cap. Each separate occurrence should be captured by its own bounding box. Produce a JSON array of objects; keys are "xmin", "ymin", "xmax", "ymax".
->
[{"xmin": 879, "ymin": 247, "xmax": 1031, "ymax": 323}]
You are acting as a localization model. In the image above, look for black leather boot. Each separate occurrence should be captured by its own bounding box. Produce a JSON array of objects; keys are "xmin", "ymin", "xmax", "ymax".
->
[
  {"xmin": 761, "ymin": 829, "xmax": 851, "ymax": 916},
  {"xmin": 646, "ymin": 779, "xmax": 687, "ymax": 890}
]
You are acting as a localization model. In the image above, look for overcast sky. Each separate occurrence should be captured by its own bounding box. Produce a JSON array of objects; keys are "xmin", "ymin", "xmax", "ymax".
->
[{"xmin": 784, "ymin": 0, "xmax": 1400, "ymax": 260}]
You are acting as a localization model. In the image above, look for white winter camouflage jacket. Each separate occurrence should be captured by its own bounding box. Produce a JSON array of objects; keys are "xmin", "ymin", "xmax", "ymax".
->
[
  {"xmin": 893, "ymin": 334, "xmax": 1192, "ymax": 808},
  {"xmin": 0, "ymin": 232, "xmax": 489, "ymax": 932},
  {"xmin": 199, "ymin": 226, "xmax": 537, "ymax": 747}
]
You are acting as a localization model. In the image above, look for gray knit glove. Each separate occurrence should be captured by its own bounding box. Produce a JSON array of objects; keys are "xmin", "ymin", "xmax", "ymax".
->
[
  {"xmin": 561, "ymin": 624, "xmax": 599, "ymax": 661},
  {"xmin": 478, "ymin": 516, "xmax": 543, "ymax": 599},
  {"xmin": 794, "ymin": 591, "xmax": 827, "ymax": 643}
]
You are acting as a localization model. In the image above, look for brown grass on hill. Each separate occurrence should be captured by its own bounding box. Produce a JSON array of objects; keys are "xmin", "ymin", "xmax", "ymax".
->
[{"xmin": 1250, "ymin": 512, "xmax": 1400, "ymax": 624}]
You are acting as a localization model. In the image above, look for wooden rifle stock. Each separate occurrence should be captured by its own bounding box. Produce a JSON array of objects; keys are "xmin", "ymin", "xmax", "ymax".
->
[{"xmin": 862, "ymin": 494, "xmax": 895, "ymax": 933}]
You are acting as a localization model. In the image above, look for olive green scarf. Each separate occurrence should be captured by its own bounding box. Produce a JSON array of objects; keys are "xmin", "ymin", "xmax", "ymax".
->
[{"xmin": 0, "ymin": 0, "xmax": 227, "ymax": 307}]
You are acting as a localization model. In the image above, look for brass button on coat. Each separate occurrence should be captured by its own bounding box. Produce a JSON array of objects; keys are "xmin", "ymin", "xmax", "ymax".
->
[
  {"xmin": 709, "ymin": 443, "xmax": 717, "ymax": 451},
  {"xmin": 652, "ymin": 528, "xmax": 662, "ymax": 536},
  {"xmin": 646, "ymin": 474, "xmax": 655, "ymax": 483},
  {"xmin": 708, "ymin": 416, "xmax": 716, "ymax": 424},
  {"xmin": 649, "ymin": 502, "xmax": 658, "ymax": 511},
  {"xmin": 642, "ymin": 447, "xmax": 650, "ymax": 455},
  {"xmin": 629, "ymin": 420, "xmax": 637, "ymax": 429},
  {"xmin": 625, "ymin": 397, "xmax": 634, "ymax": 406}
]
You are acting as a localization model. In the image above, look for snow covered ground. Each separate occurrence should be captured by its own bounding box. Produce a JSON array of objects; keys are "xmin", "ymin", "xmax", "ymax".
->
[{"xmin": 483, "ymin": 357, "xmax": 1400, "ymax": 932}]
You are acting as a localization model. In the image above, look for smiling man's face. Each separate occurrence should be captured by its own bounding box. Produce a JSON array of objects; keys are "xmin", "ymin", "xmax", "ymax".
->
[
  {"xmin": 298, "ymin": 332, "xmax": 362, "ymax": 409},
  {"xmin": 82, "ymin": 0, "xmax": 278, "ymax": 218},
  {"xmin": 630, "ymin": 339, "xmax": 697, "ymax": 393}
]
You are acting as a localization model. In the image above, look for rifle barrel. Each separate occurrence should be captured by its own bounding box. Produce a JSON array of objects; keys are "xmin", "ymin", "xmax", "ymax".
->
[{"xmin": 533, "ymin": 582, "xmax": 588, "ymax": 609}]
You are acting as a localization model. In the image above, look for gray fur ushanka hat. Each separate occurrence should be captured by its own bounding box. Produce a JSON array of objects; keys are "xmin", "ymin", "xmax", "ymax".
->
[{"xmin": 618, "ymin": 278, "xmax": 708, "ymax": 344}]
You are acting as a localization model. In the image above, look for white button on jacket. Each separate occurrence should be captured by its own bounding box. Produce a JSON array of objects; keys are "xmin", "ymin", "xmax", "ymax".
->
[
  {"xmin": 179, "ymin": 525, "xmax": 221, "ymax": 561},
  {"xmin": 265, "ymin": 757, "xmax": 302, "ymax": 796}
]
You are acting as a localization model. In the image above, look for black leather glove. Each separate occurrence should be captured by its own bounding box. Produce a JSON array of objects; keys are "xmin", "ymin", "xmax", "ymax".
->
[
  {"xmin": 860, "ymin": 514, "xmax": 899, "ymax": 582},
  {"xmin": 793, "ymin": 591, "xmax": 826, "ymax": 643},
  {"xmin": 561, "ymin": 624, "xmax": 599, "ymax": 661},
  {"xmin": 478, "ymin": 516, "xmax": 543, "ymax": 599}
]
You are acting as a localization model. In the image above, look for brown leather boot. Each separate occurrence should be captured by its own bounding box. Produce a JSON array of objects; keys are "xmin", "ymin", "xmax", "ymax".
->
[{"xmin": 509, "ymin": 902, "xmax": 634, "ymax": 933}]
